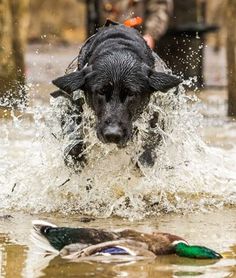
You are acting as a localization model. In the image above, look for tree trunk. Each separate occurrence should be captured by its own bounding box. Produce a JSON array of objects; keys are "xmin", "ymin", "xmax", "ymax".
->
[
  {"xmin": 227, "ymin": 0, "xmax": 236, "ymax": 116},
  {"xmin": 0, "ymin": 0, "xmax": 29, "ymax": 105}
]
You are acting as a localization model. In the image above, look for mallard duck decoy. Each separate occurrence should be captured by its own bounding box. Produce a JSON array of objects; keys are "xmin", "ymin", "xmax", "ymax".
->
[{"xmin": 31, "ymin": 220, "xmax": 222, "ymax": 260}]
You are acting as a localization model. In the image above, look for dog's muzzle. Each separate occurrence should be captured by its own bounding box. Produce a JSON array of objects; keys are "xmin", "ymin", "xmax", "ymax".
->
[{"xmin": 103, "ymin": 124, "xmax": 123, "ymax": 144}]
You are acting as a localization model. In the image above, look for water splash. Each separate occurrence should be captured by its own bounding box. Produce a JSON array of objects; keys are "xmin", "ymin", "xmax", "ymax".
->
[{"xmin": 0, "ymin": 68, "xmax": 236, "ymax": 220}]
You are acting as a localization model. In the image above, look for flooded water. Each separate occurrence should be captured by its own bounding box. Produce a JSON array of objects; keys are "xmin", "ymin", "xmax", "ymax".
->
[
  {"xmin": 0, "ymin": 44, "xmax": 236, "ymax": 276},
  {"xmin": 0, "ymin": 210, "xmax": 236, "ymax": 277}
]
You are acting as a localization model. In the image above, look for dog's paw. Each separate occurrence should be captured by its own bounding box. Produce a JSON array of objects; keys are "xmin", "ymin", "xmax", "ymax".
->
[
  {"xmin": 64, "ymin": 142, "xmax": 87, "ymax": 169},
  {"xmin": 138, "ymin": 148, "xmax": 156, "ymax": 167}
]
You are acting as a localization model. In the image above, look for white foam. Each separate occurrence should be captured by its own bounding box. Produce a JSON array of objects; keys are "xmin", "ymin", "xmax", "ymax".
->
[{"xmin": 0, "ymin": 79, "xmax": 235, "ymax": 219}]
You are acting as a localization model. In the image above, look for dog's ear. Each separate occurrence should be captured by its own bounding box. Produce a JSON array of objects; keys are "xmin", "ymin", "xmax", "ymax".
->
[
  {"xmin": 148, "ymin": 70, "xmax": 182, "ymax": 92},
  {"xmin": 52, "ymin": 66, "xmax": 92, "ymax": 94},
  {"xmin": 50, "ymin": 89, "xmax": 72, "ymax": 99}
]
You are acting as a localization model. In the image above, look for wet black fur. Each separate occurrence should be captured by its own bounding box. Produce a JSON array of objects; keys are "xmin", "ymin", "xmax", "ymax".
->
[{"xmin": 52, "ymin": 21, "xmax": 182, "ymax": 166}]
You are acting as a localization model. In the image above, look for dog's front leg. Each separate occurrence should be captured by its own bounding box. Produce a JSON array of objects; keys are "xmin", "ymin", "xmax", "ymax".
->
[
  {"xmin": 57, "ymin": 93, "xmax": 87, "ymax": 168},
  {"xmin": 138, "ymin": 112, "xmax": 164, "ymax": 167}
]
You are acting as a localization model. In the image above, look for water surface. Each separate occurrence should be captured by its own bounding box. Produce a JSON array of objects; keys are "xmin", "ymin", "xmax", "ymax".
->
[{"xmin": 0, "ymin": 210, "xmax": 235, "ymax": 277}]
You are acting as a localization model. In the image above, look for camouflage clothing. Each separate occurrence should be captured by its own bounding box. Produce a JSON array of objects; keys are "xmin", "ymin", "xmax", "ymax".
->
[{"xmin": 98, "ymin": 0, "xmax": 173, "ymax": 40}]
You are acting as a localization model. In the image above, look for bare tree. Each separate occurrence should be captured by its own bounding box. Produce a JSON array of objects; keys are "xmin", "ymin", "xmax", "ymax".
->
[
  {"xmin": 227, "ymin": 0, "xmax": 236, "ymax": 116},
  {"xmin": 0, "ymin": 0, "xmax": 29, "ymax": 104}
]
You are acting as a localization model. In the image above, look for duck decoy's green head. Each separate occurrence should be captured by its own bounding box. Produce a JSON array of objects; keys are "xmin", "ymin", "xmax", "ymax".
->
[{"xmin": 174, "ymin": 242, "xmax": 222, "ymax": 259}]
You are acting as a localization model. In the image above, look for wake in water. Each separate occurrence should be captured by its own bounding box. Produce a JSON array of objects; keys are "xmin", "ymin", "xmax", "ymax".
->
[{"xmin": 0, "ymin": 57, "xmax": 236, "ymax": 219}]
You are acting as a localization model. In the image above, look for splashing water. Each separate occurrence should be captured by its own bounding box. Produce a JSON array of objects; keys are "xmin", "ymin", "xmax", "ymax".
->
[{"xmin": 0, "ymin": 57, "xmax": 236, "ymax": 220}]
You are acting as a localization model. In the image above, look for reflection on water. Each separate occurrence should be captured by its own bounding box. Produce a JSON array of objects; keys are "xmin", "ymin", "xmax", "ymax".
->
[
  {"xmin": 0, "ymin": 210, "xmax": 235, "ymax": 277},
  {"xmin": 0, "ymin": 235, "xmax": 27, "ymax": 278}
]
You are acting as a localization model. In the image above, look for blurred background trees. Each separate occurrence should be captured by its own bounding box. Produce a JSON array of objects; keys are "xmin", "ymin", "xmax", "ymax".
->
[
  {"xmin": 0, "ymin": 0, "xmax": 29, "ymax": 102},
  {"xmin": 226, "ymin": 0, "xmax": 236, "ymax": 116},
  {"xmin": 28, "ymin": 0, "xmax": 86, "ymax": 43}
]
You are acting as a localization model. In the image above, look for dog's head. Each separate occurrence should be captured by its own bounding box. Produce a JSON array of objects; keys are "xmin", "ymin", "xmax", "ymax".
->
[{"xmin": 52, "ymin": 53, "xmax": 181, "ymax": 147}]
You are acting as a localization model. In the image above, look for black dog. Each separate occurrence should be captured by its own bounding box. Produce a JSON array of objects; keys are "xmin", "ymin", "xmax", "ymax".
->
[{"xmin": 51, "ymin": 21, "xmax": 182, "ymax": 165}]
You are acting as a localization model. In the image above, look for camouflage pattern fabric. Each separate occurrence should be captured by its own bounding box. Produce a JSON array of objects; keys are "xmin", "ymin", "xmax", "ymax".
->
[{"xmin": 99, "ymin": 0, "xmax": 173, "ymax": 40}]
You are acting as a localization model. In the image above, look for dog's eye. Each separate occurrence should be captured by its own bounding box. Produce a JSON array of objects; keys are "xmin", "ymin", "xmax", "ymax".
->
[
  {"xmin": 97, "ymin": 89, "xmax": 106, "ymax": 96},
  {"xmin": 127, "ymin": 91, "xmax": 136, "ymax": 97}
]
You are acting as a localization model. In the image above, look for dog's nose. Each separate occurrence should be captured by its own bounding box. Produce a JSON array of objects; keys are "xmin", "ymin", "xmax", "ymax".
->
[{"xmin": 103, "ymin": 126, "xmax": 123, "ymax": 144}]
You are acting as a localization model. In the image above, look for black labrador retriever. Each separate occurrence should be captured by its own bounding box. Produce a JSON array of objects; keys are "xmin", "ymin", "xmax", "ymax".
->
[{"xmin": 51, "ymin": 20, "xmax": 182, "ymax": 166}]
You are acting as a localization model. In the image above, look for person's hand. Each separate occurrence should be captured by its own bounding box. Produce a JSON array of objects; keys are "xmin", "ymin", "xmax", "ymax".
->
[{"xmin": 143, "ymin": 34, "xmax": 155, "ymax": 49}]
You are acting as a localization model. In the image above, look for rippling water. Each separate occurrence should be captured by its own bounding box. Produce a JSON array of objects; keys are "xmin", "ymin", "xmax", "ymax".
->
[{"xmin": 0, "ymin": 210, "xmax": 235, "ymax": 277}]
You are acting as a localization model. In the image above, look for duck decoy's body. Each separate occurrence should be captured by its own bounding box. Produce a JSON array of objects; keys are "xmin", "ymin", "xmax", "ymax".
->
[{"xmin": 31, "ymin": 220, "xmax": 222, "ymax": 260}]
